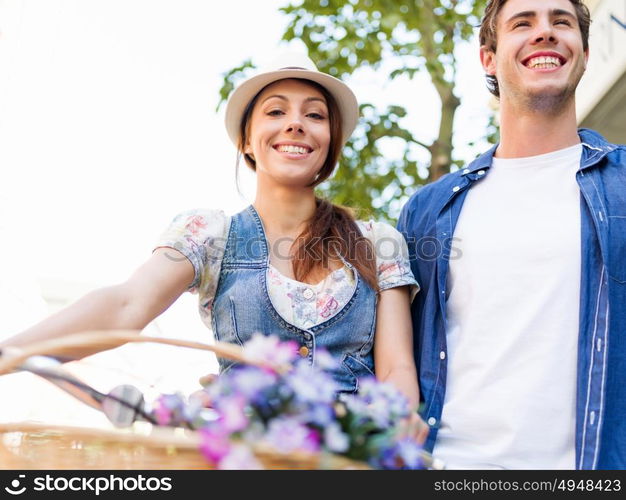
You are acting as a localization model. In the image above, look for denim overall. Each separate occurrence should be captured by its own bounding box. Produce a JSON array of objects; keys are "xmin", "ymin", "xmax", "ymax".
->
[{"xmin": 211, "ymin": 205, "xmax": 377, "ymax": 393}]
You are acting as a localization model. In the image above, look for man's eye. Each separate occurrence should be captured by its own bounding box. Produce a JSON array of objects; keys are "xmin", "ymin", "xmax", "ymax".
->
[
  {"xmin": 512, "ymin": 21, "xmax": 530, "ymax": 28},
  {"xmin": 555, "ymin": 19, "xmax": 572, "ymax": 26}
]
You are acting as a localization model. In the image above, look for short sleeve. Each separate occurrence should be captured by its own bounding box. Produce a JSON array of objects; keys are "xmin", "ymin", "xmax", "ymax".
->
[
  {"xmin": 153, "ymin": 209, "xmax": 231, "ymax": 300},
  {"xmin": 358, "ymin": 220, "xmax": 420, "ymax": 301}
]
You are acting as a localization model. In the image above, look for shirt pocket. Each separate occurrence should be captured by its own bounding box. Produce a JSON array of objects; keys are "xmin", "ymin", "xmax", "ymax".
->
[{"xmin": 608, "ymin": 216, "xmax": 626, "ymax": 283}]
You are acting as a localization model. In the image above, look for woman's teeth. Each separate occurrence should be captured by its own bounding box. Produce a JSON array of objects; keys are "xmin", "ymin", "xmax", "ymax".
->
[{"xmin": 276, "ymin": 145, "xmax": 310, "ymax": 154}]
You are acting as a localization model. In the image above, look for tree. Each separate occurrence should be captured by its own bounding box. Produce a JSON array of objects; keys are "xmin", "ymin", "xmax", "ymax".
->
[{"xmin": 218, "ymin": 0, "xmax": 489, "ymax": 221}]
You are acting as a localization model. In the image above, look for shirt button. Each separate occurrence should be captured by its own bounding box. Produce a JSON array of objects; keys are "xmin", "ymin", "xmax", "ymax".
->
[
  {"xmin": 477, "ymin": 170, "xmax": 485, "ymax": 175},
  {"xmin": 452, "ymin": 186, "xmax": 460, "ymax": 193},
  {"xmin": 462, "ymin": 168, "xmax": 470, "ymax": 174},
  {"xmin": 427, "ymin": 417, "xmax": 437, "ymax": 426},
  {"xmin": 440, "ymin": 351, "xmax": 446, "ymax": 360},
  {"xmin": 302, "ymin": 288, "xmax": 314, "ymax": 299},
  {"xmin": 299, "ymin": 346, "xmax": 309, "ymax": 358}
]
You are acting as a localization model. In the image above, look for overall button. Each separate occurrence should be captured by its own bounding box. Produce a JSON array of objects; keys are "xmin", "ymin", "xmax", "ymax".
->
[
  {"xmin": 299, "ymin": 346, "xmax": 309, "ymax": 357},
  {"xmin": 427, "ymin": 417, "xmax": 437, "ymax": 426},
  {"xmin": 302, "ymin": 288, "xmax": 315, "ymax": 300}
]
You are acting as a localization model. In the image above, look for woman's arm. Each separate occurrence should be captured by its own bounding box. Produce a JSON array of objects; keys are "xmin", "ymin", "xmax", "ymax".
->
[
  {"xmin": 0, "ymin": 248, "xmax": 194, "ymax": 359},
  {"xmin": 374, "ymin": 285, "xmax": 420, "ymax": 409},
  {"xmin": 374, "ymin": 285, "xmax": 429, "ymax": 443}
]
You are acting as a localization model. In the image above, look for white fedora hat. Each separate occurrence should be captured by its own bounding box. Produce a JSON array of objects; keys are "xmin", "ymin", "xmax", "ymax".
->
[{"xmin": 224, "ymin": 52, "xmax": 359, "ymax": 147}]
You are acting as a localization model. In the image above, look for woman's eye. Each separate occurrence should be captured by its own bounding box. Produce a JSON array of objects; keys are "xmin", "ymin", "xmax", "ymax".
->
[
  {"xmin": 267, "ymin": 109, "xmax": 284, "ymax": 116},
  {"xmin": 307, "ymin": 112, "xmax": 325, "ymax": 120}
]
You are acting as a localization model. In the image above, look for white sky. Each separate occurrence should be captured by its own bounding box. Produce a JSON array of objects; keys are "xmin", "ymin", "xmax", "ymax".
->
[{"xmin": 0, "ymin": 0, "xmax": 491, "ymax": 425}]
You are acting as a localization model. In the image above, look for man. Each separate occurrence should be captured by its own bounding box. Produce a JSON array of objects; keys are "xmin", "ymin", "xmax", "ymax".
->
[{"xmin": 397, "ymin": 0, "xmax": 626, "ymax": 469}]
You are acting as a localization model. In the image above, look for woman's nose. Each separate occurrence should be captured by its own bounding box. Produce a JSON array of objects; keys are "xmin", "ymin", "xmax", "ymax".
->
[{"xmin": 284, "ymin": 117, "xmax": 305, "ymax": 135}]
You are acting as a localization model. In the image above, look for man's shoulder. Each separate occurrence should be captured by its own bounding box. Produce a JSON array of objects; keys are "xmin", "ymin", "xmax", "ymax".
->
[
  {"xmin": 406, "ymin": 171, "xmax": 460, "ymax": 205},
  {"xmin": 579, "ymin": 128, "xmax": 626, "ymax": 161},
  {"xmin": 402, "ymin": 147, "xmax": 495, "ymax": 212},
  {"xmin": 398, "ymin": 168, "xmax": 472, "ymax": 234}
]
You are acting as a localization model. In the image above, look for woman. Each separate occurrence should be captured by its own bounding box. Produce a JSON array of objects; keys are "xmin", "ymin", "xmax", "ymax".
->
[{"xmin": 1, "ymin": 53, "xmax": 425, "ymax": 437}]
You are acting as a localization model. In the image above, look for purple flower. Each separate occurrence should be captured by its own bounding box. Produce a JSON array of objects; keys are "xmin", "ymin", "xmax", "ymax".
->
[
  {"xmin": 324, "ymin": 422, "xmax": 349, "ymax": 453},
  {"xmin": 149, "ymin": 335, "xmax": 426, "ymax": 469},
  {"xmin": 153, "ymin": 393, "xmax": 185, "ymax": 426},
  {"xmin": 218, "ymin": 444, "xmax": 263, "ymax": 470},
  {"xmin": 243, "ymin": 333, "xmax": 298, "ymax": 368},
  {"xmin": 228, "ymin": 367, "xmax": 278, "ymax": 398},
  {"xmin": 315, "ymin": 348, "xmax": 338, "ymax": 370},
  {"xmin": 395, "ymin": 439, "xmax": 423, "ymax": 469},
  {"xmin": 375, "ymin": 438, "xmax": 424, "ymax": 470},
  {"xmin": 215, "ymin": 395, "xmax": 249, "ymax": 433},
  {"xmin": 349, "ymin": 377, "xmax": 410, "ymax": 428},
  {"xmin": 288, "ymin": 361, "xmax": 338, "ymax": 405},
  {"xmin": 263, "ymin": 417, "xmax": 321, "ymax": 454},
  {"xmin": 304, "ymin": 403, "xmax": 336, "ymax": 427}
]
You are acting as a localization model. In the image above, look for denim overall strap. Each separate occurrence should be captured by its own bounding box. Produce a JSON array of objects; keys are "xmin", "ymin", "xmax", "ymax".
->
[{"xmin": 211, "ymin": 205, "xmax": 378, "ymax": 393}]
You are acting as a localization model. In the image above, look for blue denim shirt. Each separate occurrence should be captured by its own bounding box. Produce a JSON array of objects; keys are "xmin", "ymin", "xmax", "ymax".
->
[
  {"xmin": 212, "ymin": 205, "xmax": 377, "ymax": 393},
  {"xmin": 397, "ymin": 129, "xmax": 626, "ymax": 469}
]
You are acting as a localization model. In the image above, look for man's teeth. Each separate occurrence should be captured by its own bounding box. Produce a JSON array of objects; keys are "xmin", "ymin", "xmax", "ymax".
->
[
  {"xmin": 276, "ymin": 145, "xmax": 310, "ymax": 154},
  {"xmin": 527, "ymin": 56, "xmax": 562, "ymax": 69}
]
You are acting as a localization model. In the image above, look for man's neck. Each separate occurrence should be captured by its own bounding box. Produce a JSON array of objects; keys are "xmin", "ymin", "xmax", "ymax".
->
[{"xmin": 496, "ymin": 99, "xmax": 581, "ymax": 159}]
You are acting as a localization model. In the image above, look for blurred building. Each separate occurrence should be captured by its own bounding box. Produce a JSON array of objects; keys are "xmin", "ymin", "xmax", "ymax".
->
[{"xmin": 577, "ymin": 0, "xmax": 626, "ymax": 143}]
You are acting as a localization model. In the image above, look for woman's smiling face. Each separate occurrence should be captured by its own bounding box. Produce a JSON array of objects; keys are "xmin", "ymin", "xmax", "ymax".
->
[{"xmin": 244, "ymin": 78, "xmax": 331, "ymax": 188}]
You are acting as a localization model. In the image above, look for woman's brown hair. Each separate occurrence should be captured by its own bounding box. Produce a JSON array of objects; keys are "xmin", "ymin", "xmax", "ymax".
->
[{"xmin": 237, "ymin": 78, "xmax": 378, "ymax": 291}]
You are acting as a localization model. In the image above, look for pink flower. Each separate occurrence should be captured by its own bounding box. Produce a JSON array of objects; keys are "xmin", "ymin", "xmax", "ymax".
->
[
  {"xmin": 154, "ymin": 405, "xmax": 171, "ymax": 426},
  {"xmin": 199, "ymin": 427, "xmax": 231, "ymax": 464}
]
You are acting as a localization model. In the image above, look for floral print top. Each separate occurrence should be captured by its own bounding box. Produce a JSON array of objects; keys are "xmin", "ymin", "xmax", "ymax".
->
[{"xmin": 155, "ymin": 209, "xmax": 419, "ymax": 331}]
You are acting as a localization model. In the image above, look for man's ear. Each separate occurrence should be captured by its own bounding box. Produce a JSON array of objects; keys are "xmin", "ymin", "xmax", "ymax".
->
[
  {"xmin": 583, "ymin": 47, "xmax": 589, "ymax": 70},
  {"xmin": 480, "ymin": 46, "xmax": 497, "ymax": 76}
]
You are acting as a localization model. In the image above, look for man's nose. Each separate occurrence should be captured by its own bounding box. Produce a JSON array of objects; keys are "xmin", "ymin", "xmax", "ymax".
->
[{"xmin": 532, "ymin": 21, "xmax": 558, "ymax": 44}]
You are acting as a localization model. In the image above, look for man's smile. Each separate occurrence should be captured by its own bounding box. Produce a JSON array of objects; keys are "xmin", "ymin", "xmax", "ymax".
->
[{"xmin": 522, "ymin": 51, "xmax": 567, "ymax": 71}]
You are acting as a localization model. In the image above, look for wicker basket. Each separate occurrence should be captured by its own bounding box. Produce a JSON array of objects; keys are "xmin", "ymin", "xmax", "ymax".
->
[
  {"xmin": 0, "ymin": 331, "xmax": 369, "ymax": 470},
  {"xmin": 0, "ymin": 422, "xmax": 367, "ymax": 470}
]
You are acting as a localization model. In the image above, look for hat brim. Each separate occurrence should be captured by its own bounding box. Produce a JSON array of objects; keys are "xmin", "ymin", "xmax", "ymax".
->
[{"xmin": 224, "ymin": 68, "xmax": 359, "ymax": 147}]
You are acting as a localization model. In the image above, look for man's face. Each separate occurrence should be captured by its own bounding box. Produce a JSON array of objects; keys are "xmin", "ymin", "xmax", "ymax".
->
[{"xmin": 481, "ymin": 0, "xmax": 588, "ymax": 111}]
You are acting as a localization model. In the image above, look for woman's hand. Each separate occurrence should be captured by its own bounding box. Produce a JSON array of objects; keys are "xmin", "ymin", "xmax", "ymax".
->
[
  {"xmin": 189, "ymin": 373, "xmax": 219, "ymax": 408},
  {"xmin": 0, "ymin": 345, "xmax": 25, "ymax": 375},
  {"xmin": 399, "ymin": 411, "xmax": 430, "ymax": 445}
]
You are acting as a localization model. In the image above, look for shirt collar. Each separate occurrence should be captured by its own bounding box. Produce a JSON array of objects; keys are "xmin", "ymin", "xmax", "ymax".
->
[{"xmin": 462, "ymin": 129, "xmax": 617, "ymax": 177}]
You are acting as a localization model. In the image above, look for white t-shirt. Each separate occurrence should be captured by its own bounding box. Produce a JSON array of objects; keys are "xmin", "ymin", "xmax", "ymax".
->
[{"xmin": 433, "ymin": 144, "xmax": 582, "ymax": 469}]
